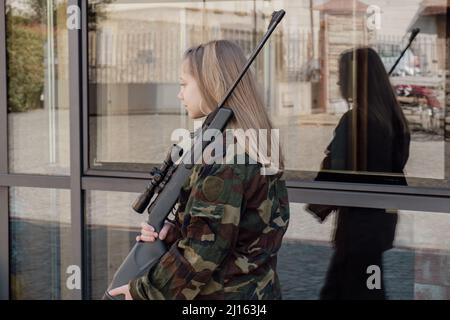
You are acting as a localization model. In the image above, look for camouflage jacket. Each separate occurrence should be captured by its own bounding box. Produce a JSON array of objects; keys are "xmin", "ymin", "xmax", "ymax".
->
[{"xmin": 129, "ymin": 153, "xmax": 290, "ymax": 300}]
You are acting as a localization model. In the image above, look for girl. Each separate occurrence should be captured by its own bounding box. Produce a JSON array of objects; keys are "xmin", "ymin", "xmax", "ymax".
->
[{"xmin": 109, "ymin": 40, "xmax": 290, "ymax": 300}]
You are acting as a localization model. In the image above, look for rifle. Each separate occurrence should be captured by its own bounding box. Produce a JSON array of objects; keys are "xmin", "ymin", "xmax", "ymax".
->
[
  {"xmin": 103, "ymin": 9, "xmax": 286, "ymax": 300},
  {"xmin": 388, "ymin": 28, "xmax": 420, "ymax": 76}
]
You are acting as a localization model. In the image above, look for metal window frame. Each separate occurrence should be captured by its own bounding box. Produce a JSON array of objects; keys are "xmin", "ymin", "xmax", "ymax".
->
[
  {"xmin": 0, "ymin": 0, "xmax": 9, "ymax": 301},
  {"xmin": 78, "ymin": 0, "xmax": 450, "ymax": 202},
  {"xmin": 68, "ymin": 0, "xmax": 85, "ymax": 301},
  {"xmin": 0, "ymin": 0, "xmax": 449, "ymax": 301},
  {"xmin": 0, "ymin": 0, "xmax": 84, "ymax": 300}
]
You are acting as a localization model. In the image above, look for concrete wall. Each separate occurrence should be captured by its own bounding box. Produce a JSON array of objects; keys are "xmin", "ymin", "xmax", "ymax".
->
[{"xmin": 88, "ymin": 83, "xmax": 181, "ymax": 116}]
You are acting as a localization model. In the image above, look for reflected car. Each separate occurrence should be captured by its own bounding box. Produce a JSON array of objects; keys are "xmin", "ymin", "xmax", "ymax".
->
[{"xmin": 395, "ymin": 84, "xmax": 444, "ymax": 134}]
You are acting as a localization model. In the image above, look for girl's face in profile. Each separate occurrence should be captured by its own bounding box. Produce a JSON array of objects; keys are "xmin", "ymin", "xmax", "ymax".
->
[{"xmin": 177, "ymin": 60, "xmax": 206, "ymax": 119}]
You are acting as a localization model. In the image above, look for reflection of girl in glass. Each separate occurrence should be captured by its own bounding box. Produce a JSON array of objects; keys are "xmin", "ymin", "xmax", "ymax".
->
[
  {"xmin": 109, "ymin": 40, "xmax": 290, "ymax": 300},
  {"xmin": 319, "ymin": 47, "xmax": 411, "ymax": 299}
]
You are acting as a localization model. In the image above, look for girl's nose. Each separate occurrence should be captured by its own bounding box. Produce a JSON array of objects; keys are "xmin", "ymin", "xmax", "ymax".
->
[{"xmin": 177, "ymin": 90, "xmax": 183, "ymax": 101}]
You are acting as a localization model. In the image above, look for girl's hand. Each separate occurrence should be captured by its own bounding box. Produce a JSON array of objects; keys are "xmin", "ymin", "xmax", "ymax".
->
[
  {"xmin": 136, "ymin": 221, "xmax": 173, "ymax": 242},
  {"xmin": 108, "ymin": 284, "xmax": 133, "ymax": 300}
]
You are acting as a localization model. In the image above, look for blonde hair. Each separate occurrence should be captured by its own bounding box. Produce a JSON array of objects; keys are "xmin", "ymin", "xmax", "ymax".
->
[{"xmin": 183, "ymin": 40, "xmax": 284, "ymax": 173}]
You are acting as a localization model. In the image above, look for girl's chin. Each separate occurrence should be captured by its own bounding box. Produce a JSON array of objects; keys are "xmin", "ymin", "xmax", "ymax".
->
[{"xmin": 187, "ymin": 111, "xmax": 205, "ymax": 120}]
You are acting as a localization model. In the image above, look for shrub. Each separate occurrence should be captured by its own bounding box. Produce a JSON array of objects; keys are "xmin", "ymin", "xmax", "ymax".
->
[{"xmin": 6, "ymin": 16, "xmax": 44, "ymax": 112}]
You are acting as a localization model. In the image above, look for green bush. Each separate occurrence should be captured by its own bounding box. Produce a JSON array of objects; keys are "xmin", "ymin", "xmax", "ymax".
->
[{"xmin": 7, "ymin": 17, "xmax": 44, "ymax": 113}]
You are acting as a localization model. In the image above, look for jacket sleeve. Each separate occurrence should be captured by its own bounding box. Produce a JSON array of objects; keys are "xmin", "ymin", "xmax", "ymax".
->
[{"xmin": 129, "ymin": 164, "xmax": 243, "ymax": 300}]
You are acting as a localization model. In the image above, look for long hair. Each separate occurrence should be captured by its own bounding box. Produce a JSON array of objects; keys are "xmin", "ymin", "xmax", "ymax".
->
[
  {"xmin": 183, "ymin": 40, "xmax": 284, "ymax": 173},
  {"xmin": 338, "ymin": 47, "xmax": 410, "ymax": 171}
]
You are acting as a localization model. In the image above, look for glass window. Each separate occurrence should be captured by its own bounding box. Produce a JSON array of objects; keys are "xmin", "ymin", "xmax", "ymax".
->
[
  {"xmin": 88, "ymin": 0, "xmax": 267, "ymax": 172},
  {"xmin": 6, "ymin": 0, "xmax": 70, "ymax": 175},
  {"xmin": 279, "ymin": 202, "xmax": 450, "ymax": 299},
  {"xmin": 9, "ymin": 187, "xmax": 71, "ymax": 300},
  {"xmin": 85, "ymin": 191, "xmax": 450, "ymax": 300},
  {"xmin": 87, "ymin": 0, "xmax": 449, "ymax": 188},
  {"xmin": 85, "ymin": 190, "xmax": 142, "ymax": 300}
]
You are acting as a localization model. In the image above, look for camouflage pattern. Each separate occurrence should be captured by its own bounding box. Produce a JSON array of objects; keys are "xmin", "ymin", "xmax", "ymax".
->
[{"xmin": 129, "ymin": 152, "xmax": 290, "ymax": 300}]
